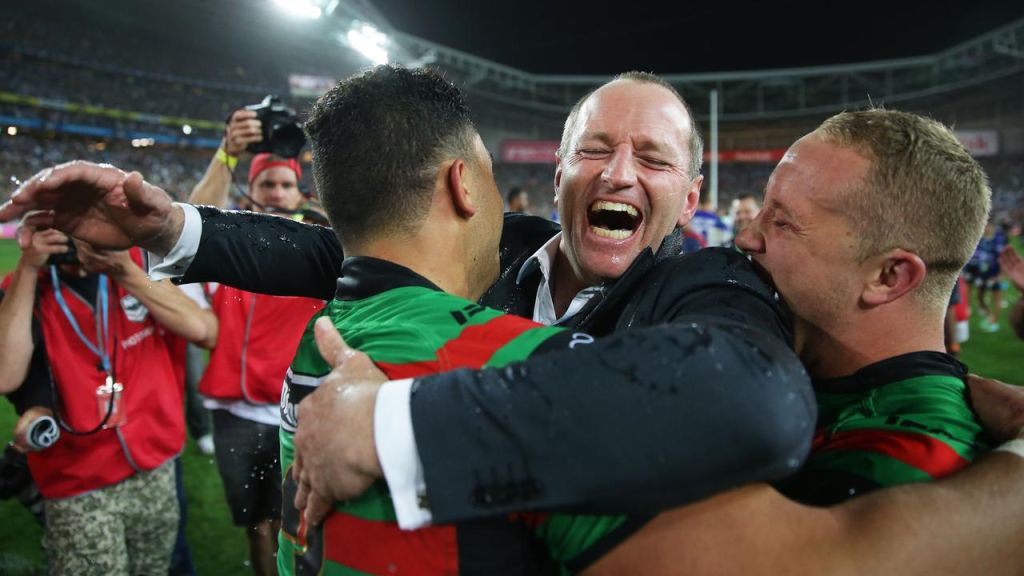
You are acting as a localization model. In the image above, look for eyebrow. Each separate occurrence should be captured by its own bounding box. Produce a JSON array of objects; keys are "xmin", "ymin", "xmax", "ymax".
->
[{"xmin": 578, "ymin": 131, "xmax": 612, "ymax": 145}]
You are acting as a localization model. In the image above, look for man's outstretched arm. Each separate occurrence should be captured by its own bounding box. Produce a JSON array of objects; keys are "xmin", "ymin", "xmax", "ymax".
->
[
  {"xmin": 588, "ymin": 448, "xmax": 1024, "ymax": 576},
  {"xmin": 0, "ymin": 162, "xmax": 342, "ymax": 299}
]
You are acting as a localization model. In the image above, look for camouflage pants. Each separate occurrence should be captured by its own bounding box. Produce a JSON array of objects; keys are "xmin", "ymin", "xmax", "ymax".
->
[{"xmin": 43, "ymin": 459, "xmax": 178, "ymax": 576}]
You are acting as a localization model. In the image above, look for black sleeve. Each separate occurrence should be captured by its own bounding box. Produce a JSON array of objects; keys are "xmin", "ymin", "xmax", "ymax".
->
[
  {"xmin": 177, "ymin": 206, "xmax": 342, "ymax": 300},
  {"xmin": 409, "ymin": 250, "xmax": 815, "ymax": 523},
  {"xmin": 0, "ymin": 290, "xmax": 54, "ymax": 415}
]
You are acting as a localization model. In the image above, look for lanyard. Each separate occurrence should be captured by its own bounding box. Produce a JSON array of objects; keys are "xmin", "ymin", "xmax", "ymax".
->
[{"xmin": 49, "ymin": 267, "xmax": 111, "ymax": 374}]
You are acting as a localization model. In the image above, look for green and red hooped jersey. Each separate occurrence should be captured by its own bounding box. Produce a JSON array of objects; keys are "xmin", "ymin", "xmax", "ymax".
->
[
  {"xmin": 782, "ymin": 361, "xmax": 991, "ymax": 506},
  {"xmin": 278, "ymin": 284, "xmax": 624, "ymax": 575}
]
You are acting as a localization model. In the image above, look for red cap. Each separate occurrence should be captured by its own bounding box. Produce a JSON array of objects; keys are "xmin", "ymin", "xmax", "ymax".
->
[{"xmin": 248, "ymin": 153, "xmax": 302, "ymax": 185}]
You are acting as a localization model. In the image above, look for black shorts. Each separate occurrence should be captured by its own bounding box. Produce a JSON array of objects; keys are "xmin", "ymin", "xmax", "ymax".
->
[{"xmin": 211, "ymin": 409, "xmax": 282, "ymax": 527}]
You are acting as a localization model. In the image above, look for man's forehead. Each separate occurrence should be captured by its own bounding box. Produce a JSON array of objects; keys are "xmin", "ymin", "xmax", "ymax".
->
[
  {"xmin": 769, "ymin": 135, "xmax": 867, "ymax": 211},
  {"xmin": 254, "ymin": 166, "xmax": 299, "ymax": 184},
  {"xmin": 577, "ymin": 82, "xmax": 691, "ymax": 137}
]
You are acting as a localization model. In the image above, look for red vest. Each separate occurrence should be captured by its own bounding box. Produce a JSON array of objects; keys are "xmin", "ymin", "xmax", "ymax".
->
[
  {"xmin": 22, "ymin": 255, "xmax": 185, "ymax": 499},
  {"xmin": 199, "ymin": 285, "xmax": 324, "ymax": 404}
]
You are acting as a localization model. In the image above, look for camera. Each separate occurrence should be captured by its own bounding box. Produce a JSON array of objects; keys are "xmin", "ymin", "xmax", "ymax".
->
[
  {"xmin": 244, "ymin": 95, "xmax": 306, "ymax": 159},
  {"xmin": 46, "ymin": 241, "xmax": 78, "ymax": 266}
]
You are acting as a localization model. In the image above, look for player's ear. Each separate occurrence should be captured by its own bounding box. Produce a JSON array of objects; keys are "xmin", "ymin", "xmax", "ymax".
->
[
  {"xmin": 861, "ymin": 249, "xmax": 926, "ymax": 306},
  {"xmin": 446, "ymin": 158, "xmax": 476, "ymax": 219}
]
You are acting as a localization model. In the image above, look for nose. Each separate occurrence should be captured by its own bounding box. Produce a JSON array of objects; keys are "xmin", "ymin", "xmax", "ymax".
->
[
  {"xmin": 735, "ymin": 213, "xmax": 765, "ymax": 254},
  {"xmin": 601, "ymin": 147, "xmax": 637, "ymax": 189}
]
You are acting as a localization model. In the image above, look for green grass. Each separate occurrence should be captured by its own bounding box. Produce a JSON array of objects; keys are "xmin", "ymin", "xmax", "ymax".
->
[{"xmin": 0, "ymin": 237, "xmax": 1022, "ymax": 573}]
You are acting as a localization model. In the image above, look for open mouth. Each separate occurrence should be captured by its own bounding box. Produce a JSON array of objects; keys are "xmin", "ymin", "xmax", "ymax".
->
[{"xmin": 588, "ymin": 200, "xmax": 642, "ymax": 240}]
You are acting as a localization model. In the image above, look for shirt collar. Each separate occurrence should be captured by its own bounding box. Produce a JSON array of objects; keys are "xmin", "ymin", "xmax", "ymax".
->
[
  {"xmin": 516, "ymin": 232, "xmax": 562, "ymax": 286},
  {"xmin": 515, "ymin": 232, "xmax": 603, "ymax": 325}
]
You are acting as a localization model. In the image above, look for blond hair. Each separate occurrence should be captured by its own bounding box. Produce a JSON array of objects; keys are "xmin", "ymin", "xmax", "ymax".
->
[{"xmin": 818, "ymin": 109, "xmax": 991, "ymax": 307}]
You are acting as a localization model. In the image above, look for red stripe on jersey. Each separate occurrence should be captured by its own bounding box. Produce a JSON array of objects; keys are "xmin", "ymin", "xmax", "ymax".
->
[
  {"xmin": 376, "ymin": 314, "xmax": 543, "ymax": 379},
  {"xmin": 814, "ymin": 428, "xmax": 970, "ymax": 478},
  {"xmin": 323, "ymin": 513, "xmax": 458, "ymax": 575}
]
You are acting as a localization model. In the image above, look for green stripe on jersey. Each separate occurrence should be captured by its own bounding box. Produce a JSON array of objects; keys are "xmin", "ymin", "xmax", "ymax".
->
[
  {"xmin": 816, "ymin": 374, "xmax": 986, "ymax": 460},
  {"xmin": 537, "ymin": 514, "xmax": 628, "ymax": 568}
]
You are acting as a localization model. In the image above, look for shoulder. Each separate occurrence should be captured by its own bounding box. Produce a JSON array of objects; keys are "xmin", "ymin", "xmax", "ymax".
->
[
  {"xmin": 647, "ymin": 248, "xmax": 774, "ymax": 295},
  {"xmin": 500, "ymin": 213, "xmax": 559, "ymax": 256}
]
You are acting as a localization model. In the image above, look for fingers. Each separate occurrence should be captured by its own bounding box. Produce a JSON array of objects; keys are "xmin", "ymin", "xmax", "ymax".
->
[
  {"xmin": 314, "ymin": 316, "xmax": 353, "ymax": 369},
  {"xmin": 225, "ymin": 110, "xmax": 262, "ymax": 155},
  {"xmin": 304, "ymin": 492, "xmax": 333, "ymax": 528},
  {"xmin": 121, "ymin": 171, "xmax": 170, "ymax": 214},
  {"xmin": 294, "ymin": 474, "xmax": 310, "ymax": 513},
  {"xmin": 3, "ymin": 162, "xmax": 124, "ymax": 220}
]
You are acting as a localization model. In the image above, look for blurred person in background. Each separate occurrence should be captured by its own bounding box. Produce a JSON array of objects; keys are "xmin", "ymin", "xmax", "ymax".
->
[
  {"xmin": 965, "ymin": 221, "xmax": 1008, "ymax": 332},
  {"xmin": 688, "ymin": 190, "xmax": 731, "ymax": 246},
  {"xmin": 186, "ymin": 107, "xmax": 327, "ymax": 576},
  {"xmin": 725, "ymin": 192, "xmax": 761, "ymax": 250},
  {"xmin": 1000, "ymin": 245, "xmax": 1024, "ymax": 338},
  {"xmin": 0, "ymin": 221, "xmax": 216, "ymax": 576},
  {"xmin": 506, "ymin": 186, "xmax": 530, "ymax": 213}
]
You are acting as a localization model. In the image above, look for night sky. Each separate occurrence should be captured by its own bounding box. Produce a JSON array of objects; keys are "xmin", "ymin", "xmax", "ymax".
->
[{"xmin": 371, "ymin": 0, "xmax": 1024, "ymax": 75}]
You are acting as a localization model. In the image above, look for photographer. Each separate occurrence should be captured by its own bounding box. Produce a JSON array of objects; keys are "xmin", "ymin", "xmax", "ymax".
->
[
  {"xmin": 0, "ymin": 221, "xmax": 217, "ymax": 576},
  {"xmin": 185, "ymin": 102, "xmax": 326, "ymax": 576},
  {"xmin": 192, "ymin": 98, "xmax": 310, "ymax": 213}
]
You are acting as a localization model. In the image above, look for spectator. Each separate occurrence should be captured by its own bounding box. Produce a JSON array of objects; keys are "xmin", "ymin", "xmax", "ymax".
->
[
  {"xmin": 188, "ymin": 108, "xmax": 327, "ymax": 576},
  {"xmin": 999, "ymin": 245, "xmax": 1024, "ymax": 338},
  {"xmin": 506, "ymin": 186, "xmax": 530, "ymax": 213},
  {"xmin": 689, "ymin": 191, "xmax": 731, "ymax": 247},
  {"xmin": 725, "ymin": 193, "xmax": 761, "ymax": 250},
  {"xmin": 0, "ymin": 223, "xmax": 216, "ymax": 576}
]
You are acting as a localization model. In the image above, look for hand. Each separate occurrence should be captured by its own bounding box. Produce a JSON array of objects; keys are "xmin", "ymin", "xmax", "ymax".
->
[
  {"xmin": 16, "ymin": 217, "xmax": 70, "ymax": 270},
  {"xmin": 74, "ymin": 240, "xmax": 135, "ymax": 279},
  {"xmin": 967, "ymin": 374, "xmax": 1024, "ymax": 441},
  {"xmin": 292, "ymin": 317, "xmax": 387, "ymax": 526},
  {"xmin": 999, "ymin": 246, "xmax": 1024, "ymax": 293},
  {"xmin": 0, "ymin": 161, "xmax": 183, "ymax": 254},
  {"xmin": 12, "ymin": 406, "xmax": 55, "ymax": 453},
  {"xmin": 223, "ymin": 109, "xmax": 262, "ymax": 158}
]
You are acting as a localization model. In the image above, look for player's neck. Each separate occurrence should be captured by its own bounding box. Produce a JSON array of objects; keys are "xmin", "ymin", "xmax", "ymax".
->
[
  {"xmin": 346, "ymin": 233, "xmax": 473, "ymax": 300},
  {"xmin": 799, "ymin": 309, "xmax": 947, "ymax": 380}
]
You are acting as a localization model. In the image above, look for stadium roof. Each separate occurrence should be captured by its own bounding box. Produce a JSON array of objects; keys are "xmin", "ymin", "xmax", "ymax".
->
[{"xmin": 371, "ymin": 0, "xmax": 1024, "ymax": 75}]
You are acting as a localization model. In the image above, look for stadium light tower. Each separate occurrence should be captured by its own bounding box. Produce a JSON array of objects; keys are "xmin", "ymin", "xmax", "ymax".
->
[
  {"xmin": 273, "ymin": 0, "xmax": 322, "ymax": 19},
  {"xmin": 346, "ymin": 21, "xmax": 389, "ymax": 65}
]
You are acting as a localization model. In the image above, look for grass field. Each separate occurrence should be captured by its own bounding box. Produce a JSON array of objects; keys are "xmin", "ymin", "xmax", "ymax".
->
[{"xmin": 0, "ymin": 237, "xmax": 1022, "ymax": 574}]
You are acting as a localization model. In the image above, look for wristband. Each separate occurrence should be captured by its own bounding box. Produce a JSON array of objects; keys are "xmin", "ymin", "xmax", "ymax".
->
[
  {"xmin": 994, "ymin": 433, "xmax": 1024, "ymax": 460},
  {"xmin": 215, "ymin": 147, "xmax": 238, "ymax": 171}
]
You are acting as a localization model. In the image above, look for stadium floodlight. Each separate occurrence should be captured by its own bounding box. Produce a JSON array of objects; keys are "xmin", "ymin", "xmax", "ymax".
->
[
  {"xmin": 347, "ymin": 22, "xmax": 389, "ymax": 65},
  {"xmin": 182, "ymin": 124, "xmax": 193, "ymax": 135},
  {"xmin": 273, "ymin": 0, "xmax": 322, "ymax": 19}
]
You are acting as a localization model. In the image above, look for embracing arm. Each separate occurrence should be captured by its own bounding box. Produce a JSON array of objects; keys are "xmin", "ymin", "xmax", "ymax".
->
[
  {"xmin": 589, "ymin": 450, "xmax": 1024, "ymax": 576},
  {"xmin": 410, "ymin": 318, "xmax": 813, "ymax": 523},
  {"xmin": 408, "ymin": 248, "xmax": 811, "ymax": 522},
  {"xmin": 178, "ymin": 206, "xmax": 340, "ymax": 300}
]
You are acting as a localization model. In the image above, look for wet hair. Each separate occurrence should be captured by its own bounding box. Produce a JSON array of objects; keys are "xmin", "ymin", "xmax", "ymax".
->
[
  {"xmin": 557, "ymin": 71, "xmax": 704, "ymax": 180},
  {"xmin": 818, "ymin": 108, "xmax": 991, "ymax": 307},
  {"xmin": 304, "ymin": 65, "xmax": 478, "ymax": 244}
]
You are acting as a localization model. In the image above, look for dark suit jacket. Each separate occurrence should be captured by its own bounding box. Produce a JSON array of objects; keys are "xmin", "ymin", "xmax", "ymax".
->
[{"xmin": 181, "ymin": 208, "xmax": 815, "ymax": 522}]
